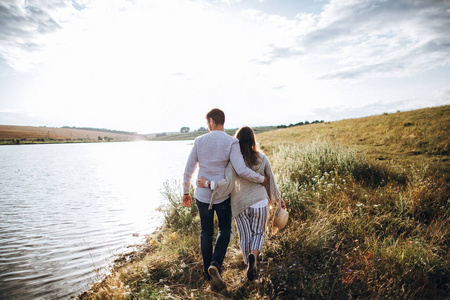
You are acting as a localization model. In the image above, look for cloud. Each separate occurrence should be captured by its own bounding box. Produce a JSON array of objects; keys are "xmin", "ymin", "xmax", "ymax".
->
[
  {"xmin": 257, "ymin": 0, "xmax": 450, "ymax": 80},
  {"xmin": 267, "ymin": 45, "xmax": 305, "ymax": 60},
  {"xmin": 0, "ymin": 0, "xmax": 82, "ymax": 71},
  {"xmin": 0, "ymin": 1, "xmax": 62, "ymax": 37},
  {"xmin": 433, "ymin": 86, "xmax": 450, "ymax": 104}
]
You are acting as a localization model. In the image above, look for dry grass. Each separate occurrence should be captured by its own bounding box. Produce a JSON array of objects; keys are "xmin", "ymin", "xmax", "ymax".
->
[
  {"xmin": 79, "ymin": 106, "xmax": 449, "ymax": 299},
  {"xmin": 0, "ymin": 125, "xmax": 146, "ymax": 143},
  {"xmin": 258, "ymin": 105, "xmax": 449, "ymax": 179}
]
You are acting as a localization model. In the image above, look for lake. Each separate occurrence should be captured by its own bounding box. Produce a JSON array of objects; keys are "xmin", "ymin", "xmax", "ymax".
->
[{"xmin": 0, "ymin": 141, "xmax": 193, "ymax": 299}]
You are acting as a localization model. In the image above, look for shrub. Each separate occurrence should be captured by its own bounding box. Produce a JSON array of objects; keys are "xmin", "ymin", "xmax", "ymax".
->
[{"xmin": 157, "ymin": 180, "xmax": 199, "ymax": 234}]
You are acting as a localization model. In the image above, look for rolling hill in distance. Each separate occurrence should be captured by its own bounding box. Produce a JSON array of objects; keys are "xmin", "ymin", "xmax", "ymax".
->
[
  {"xmin": 258, "ymin": 105, "xmax": 449, "ymax": 179},
  {"xmin": 0, "ymin": 105, "xmax": 448, "ymax": 162}
]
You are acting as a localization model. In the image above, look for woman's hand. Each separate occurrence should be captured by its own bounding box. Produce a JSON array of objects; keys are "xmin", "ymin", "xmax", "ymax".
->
[
  {"xmin": 279, "ymin": 198, "xmax": 286, "ymax": 209},
  {"xmin": 197, "ymin": 176, "xmax": 208, "ymax": 188}
]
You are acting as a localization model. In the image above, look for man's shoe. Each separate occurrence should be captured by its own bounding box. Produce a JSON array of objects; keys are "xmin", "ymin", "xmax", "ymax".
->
[
  {"xmin": 208, "ymin": 263, "xmax": 226, "ymax": 291},
  {"xmin": 247, "ymin": 253, "xmax": 257, "ymax": 281}
]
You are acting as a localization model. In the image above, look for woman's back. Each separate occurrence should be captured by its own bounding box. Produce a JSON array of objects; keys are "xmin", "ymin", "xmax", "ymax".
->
[{"xmin": 231, "ymin": 153, "xmax": 272, "ymax": 217}]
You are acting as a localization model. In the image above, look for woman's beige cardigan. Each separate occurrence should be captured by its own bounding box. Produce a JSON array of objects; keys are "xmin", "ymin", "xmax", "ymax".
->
[{"xmin": 209, "ymin": 153, "xmax": 281, "ymax": 218}]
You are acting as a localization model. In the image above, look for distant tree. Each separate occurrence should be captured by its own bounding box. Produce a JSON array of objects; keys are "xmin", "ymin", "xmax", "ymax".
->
[
  {"xmin": 197, "ymin": 127, "xmax": 207, "ymax": 132},
  {"xmin": 98, "ymin": 136, "xmax": 103, "ymax": 141},
  {"xmin": 180, "ymin": 127, "xmax": 190, "ymax": 133}
]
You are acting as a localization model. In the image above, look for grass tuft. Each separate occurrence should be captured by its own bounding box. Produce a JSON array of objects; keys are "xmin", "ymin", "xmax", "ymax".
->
[{"xmin": 79, "ymin": 106, "xmax": 449, "ymax": 299}]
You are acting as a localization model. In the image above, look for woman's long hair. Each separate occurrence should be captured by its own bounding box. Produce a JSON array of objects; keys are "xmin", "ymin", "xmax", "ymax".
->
[{"xmin": 235, "ymin": 126, "xmax": 260, "ymax": 168}]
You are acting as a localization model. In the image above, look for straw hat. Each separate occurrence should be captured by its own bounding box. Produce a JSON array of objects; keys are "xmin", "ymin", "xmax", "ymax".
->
[{"xmin": 272, "ymin": 199, "xmax": 289, "ymax": 234}]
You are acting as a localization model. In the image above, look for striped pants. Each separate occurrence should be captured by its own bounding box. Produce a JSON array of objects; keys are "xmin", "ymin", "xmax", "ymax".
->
[{"xmin": 235, "ymin": 205, "xmax": 269, "ymax": 265}]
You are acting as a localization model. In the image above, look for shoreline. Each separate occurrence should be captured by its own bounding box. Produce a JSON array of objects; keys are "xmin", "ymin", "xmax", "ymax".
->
[
  {"xmin": 0, "ymin": 138, "xmax": 147, "ymax": 146},
  {"xmin": 76, "ymin": 106, "xmax": 449, "ymax": 299}
]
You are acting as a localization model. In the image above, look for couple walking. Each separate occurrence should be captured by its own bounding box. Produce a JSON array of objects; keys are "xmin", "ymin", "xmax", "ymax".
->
[{"xmin": 182, "ymin": 108, "xmax": 286, "ymax": 291}]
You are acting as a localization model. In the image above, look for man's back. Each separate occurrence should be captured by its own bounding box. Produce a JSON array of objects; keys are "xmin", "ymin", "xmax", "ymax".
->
[
  {"xmin": 196, "ymin": 131, "xmax": 235, "ymax": 180},
  {"xmin": 183, "ymin": 130, "xmax": 263, "ymax": 204}
]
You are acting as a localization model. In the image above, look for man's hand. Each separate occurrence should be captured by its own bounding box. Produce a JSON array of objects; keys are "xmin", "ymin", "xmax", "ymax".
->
[
  {"xmin": 262, "ymin": 175, "xmax": 268, "ymax": 187},
  {"xmin": 183, "ymin": 194, "xmax": 192, "ymax": 208}
]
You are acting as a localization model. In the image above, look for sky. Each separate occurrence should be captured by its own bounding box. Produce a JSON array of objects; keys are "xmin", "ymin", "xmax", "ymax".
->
[{"xmin": 0, "ymin": 0, "xmax": 449, "ymax": 134}]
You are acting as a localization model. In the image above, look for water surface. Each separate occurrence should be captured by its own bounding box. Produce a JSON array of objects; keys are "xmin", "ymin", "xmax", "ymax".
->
[{"xmin": 0, "ymin": 141, "xmax": 192, "ymax": 299}]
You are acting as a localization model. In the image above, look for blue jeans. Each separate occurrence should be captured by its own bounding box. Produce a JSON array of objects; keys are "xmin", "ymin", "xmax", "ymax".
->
[{"xmin": 196, "ymin": 198, "xmax": 232, "ymax": 278}]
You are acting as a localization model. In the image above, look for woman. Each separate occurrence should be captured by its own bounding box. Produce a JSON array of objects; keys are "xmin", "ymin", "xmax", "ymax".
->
[{"xmin": 198, "ymin": 126, "xmax": 286, "ymax": 281}]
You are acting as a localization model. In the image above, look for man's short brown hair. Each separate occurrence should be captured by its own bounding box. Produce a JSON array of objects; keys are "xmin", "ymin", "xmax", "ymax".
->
[{"xmin": 206, "ymin": 108, "xmax": 225, "ymax": 125}]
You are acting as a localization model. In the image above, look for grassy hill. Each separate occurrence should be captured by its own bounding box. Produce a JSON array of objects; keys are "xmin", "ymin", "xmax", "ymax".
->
[
  {"xmin": 80, "ymin": 106, "xmax": 449, "ymax": 299},
  {"xmin": 146, "ymin": 126, "xmax": 279, "ymax": 141},
  {"xmin": 0, "ymin": 125, "xmax": 147, "ymax": 144},
  {"xmin": 258, "ymin": 105, "xmax": 449, "ymax": 180}
]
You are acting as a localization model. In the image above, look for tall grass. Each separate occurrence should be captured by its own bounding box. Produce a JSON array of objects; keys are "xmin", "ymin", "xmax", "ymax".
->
[
  {"xmin": 79, "ymin": 138, "xmax": 449, "ymax": 299},
  {"xmin": 265, "ymin": 140, "xmax": 449, "ymax": 299}
]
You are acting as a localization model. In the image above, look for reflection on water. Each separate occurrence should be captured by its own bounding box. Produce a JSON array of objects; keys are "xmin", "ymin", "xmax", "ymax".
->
[{"xmin": 0, "ymin": 141, "xmax": 192, "ymax": 299}]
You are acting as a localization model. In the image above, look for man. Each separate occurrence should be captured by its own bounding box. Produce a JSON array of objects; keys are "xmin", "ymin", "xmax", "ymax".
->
[{"xmin": 183, "ymin": 108, "xmax": 267, "ymax": 291}]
